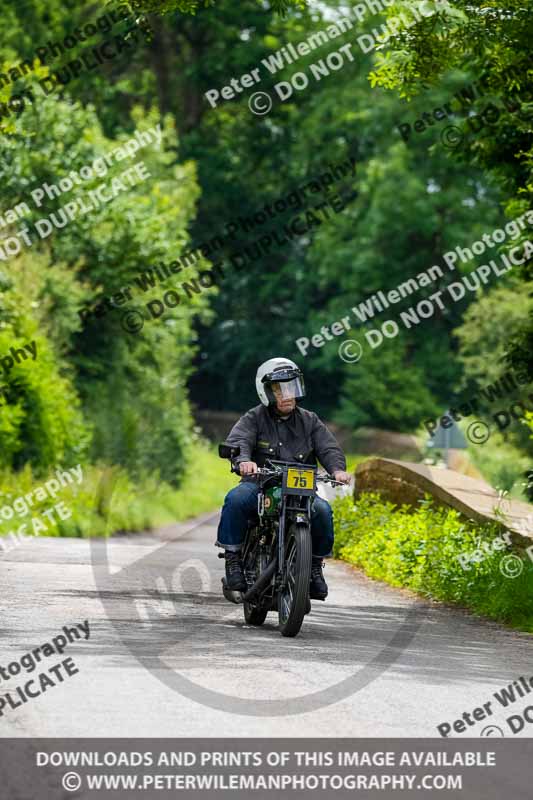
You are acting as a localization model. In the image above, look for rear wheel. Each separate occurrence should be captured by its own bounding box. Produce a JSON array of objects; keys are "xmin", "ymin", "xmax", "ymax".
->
[
  {"xmin": 243, "ymin": 534, "xmax": 269, "ymax": 626},
  {"xmin": 278, "ymin": 522, "xmax": 312, "ymax": 637},
  {"xmin": 244, "ymin": 603, "xmax": 268, "ymax": 626}
]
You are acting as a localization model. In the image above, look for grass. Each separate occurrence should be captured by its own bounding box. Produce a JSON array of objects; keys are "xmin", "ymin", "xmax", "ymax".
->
[
  {"xmin": 0, "ymin": 448, "xmax": 366, "ymax": 545},
  {"xmin": 0, "ymin": 441, "xmax": 237, "ymax": 542},
  {"xmin": 345, "ymin": 452, "xmax": 371, "ymax": 473},
  {"xmin": 332, "ymin": 491, "xmax": 533, "ymax": 632},
  {"xmin": 123, "ymin": 443, "xmax": 238, "ymax": 528},
  {"xmin": 465, "ymin": 430, "xmax": 531, "ymax": 500}
]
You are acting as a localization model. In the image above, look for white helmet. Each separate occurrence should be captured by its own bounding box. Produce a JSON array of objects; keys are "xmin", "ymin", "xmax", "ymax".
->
[{"xmin": 255, "ymin": 357, "xmax": 306, "ymax": 407}]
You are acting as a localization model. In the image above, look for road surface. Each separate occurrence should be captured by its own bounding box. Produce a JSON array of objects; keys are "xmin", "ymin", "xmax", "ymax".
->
[{"xmin": 1, "ymin": 510, "xmax": 533, "ymax": 738}]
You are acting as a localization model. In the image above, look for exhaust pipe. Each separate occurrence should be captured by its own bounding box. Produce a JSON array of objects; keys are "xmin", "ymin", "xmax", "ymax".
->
[
  {"xmin": 221, "ymin": 578, "xmax": 243, "ymax": 604},
  {"xmin": 242, "ymin": 557, "xmax": 277, "ymax": 603}
]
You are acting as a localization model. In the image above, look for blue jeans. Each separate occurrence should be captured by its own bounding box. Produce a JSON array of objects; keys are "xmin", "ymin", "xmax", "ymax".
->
[{"xmin": 216, "ymin": 482, "xmax": 334, "ymax": 557}]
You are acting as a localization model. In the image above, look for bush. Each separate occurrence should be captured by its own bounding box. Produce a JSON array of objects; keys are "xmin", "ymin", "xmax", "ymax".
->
[
  {"xmin": 0, "ymin": 252, "xmax": 91, "ymax": 472},
  {"xmin": 466, "ymin": 430, "xmax": 531, "ymax": 498},
  {"xmin": 332, "ymin": 492, "xmax": 533, "ymax": 631}
]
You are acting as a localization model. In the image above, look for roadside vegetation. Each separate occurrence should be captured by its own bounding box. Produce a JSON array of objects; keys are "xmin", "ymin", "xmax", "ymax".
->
[
  {"xmin": 332, "ymin": 492, "xmax": 533, "ymax": 633},
  {"xmin": 421, "ymin": 432, "xmax": 532, "ymax": 502},
  {"xmin": 0, "ymin": 440, "xmax": 236, "ymax": 541},
  {"xmin": 465, "ymin": 432, "xmax": 532, "ymax": 501},
  {"xmin": 0, "ymin": 448, "xmax": 366, "ymax": 542}
]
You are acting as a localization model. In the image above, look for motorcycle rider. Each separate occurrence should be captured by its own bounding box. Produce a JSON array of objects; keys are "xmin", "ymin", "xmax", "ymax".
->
[{"xmin": 216, "ymin": 357, "xmax": 351, "ymax": 600}]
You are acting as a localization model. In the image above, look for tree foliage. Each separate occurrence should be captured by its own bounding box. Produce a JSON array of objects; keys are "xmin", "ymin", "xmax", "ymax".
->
[
  {"xmin": 369, "ymin": 0, "xmax": 533, "ymax": 381},
  {"xmin": 0, "ymin": 76, "xmax": 209, "ymax": 481},
  {"xmin": 0, "ymin": 0, "xmax": 531, "ymax": 487}
]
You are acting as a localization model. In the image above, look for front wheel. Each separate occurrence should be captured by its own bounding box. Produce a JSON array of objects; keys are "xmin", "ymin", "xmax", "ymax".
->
[{"xmin": 278, "ymin": 522, "xmax": 312, "ymax": 637}]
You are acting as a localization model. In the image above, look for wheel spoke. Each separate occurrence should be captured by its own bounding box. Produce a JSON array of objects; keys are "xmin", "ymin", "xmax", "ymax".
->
[
  {"xmin": 280, "ymin": 537, "xmax": 299, "ymax": 623},
  {"xmin": 277, "ymin": 524, "xmax": 312, "ymax": 637}
]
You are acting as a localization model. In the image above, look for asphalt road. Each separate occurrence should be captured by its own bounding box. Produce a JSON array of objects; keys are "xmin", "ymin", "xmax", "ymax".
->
[{"xmin": 1, "ymin": 508, "xmax": 533, "ymax": 738}]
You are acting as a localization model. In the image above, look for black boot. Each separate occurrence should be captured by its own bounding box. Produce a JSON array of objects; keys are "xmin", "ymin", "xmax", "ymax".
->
[
  {"xmin": 310, "ymin": 556, "xmax": 328, "ymax": 600},
  {"xmin": 224, "ymin": 550, "xmax": 246, "ymax": 591}
]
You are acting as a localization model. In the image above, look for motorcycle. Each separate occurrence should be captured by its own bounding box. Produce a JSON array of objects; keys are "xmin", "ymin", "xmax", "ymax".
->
[{"xmin": 218, "ymin": 443, "xmax": 343, "ymax": 637}]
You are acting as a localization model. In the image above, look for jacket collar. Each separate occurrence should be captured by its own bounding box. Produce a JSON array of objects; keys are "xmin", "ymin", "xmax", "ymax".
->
[{"xmin": 268, "ymin": 404, "xmax": 298, "ymax": 422}]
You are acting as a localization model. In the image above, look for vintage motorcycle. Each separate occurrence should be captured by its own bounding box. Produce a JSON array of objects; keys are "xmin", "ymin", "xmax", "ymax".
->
[{"xmin": 218, "ymin": 443, "xmax": 343, "ymax": 637}]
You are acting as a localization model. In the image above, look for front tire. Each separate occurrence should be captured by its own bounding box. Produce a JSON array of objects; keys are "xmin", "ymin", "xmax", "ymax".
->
[{"xmin": 278, "ymin": 522, "xmax": 312, "ymax": 637}]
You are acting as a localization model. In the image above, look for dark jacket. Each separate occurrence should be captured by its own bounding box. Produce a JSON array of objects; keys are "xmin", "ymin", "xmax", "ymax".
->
[{"xmin": 225, "ymin": 404, "xmax": 346, "ymax": 479}]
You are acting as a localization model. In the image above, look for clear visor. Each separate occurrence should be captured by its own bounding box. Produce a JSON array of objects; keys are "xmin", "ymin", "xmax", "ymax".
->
[{"xmin": 273, "ymin": 377, "xmax": 305, "ymax": 399}]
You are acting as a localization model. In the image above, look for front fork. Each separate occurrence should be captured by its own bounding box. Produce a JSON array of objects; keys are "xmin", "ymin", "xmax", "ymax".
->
[{"xmin": 277, "ymin": 495, "xmax": 312, "ymax": 590}]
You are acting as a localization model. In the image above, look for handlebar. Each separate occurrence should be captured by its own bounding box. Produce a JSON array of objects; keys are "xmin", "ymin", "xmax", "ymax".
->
[{"xmin": 233, "ymin": 463, "xmax": 348, "ymax": 486}]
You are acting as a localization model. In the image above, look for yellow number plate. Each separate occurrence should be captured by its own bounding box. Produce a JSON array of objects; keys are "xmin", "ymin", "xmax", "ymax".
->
[{"xmin": 286, "ymin": 468, "xmax": 314, "ymax": 490}]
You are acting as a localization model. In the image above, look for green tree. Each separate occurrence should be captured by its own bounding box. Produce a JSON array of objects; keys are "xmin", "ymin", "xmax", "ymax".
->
[
  {"xmin": 0, "ymin": 89, "xmax": 210, "ymax": 482},
  {"xmin": 165, "ymin": 0, "xmax": 504, "ymax": 428},
  {"xmin": 368, "ymin": 0, "xmax": 533, "ymax": 385}
]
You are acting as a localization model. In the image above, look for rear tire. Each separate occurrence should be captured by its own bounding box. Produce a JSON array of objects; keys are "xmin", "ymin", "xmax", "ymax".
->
[
  {"xmin": 244, "ymin": 603, "xmax": 268, "ymax": 626},
  {"xmin": 278, "ymin": 522, "xmax": 312, "ymax": 637},
  {"xmin": 243, "ymin": 531, "xmax": 269, "ymax": 627}
]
